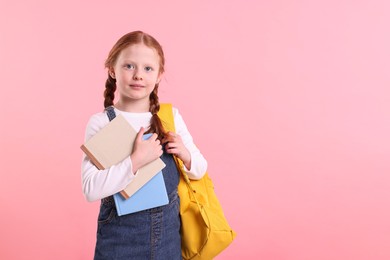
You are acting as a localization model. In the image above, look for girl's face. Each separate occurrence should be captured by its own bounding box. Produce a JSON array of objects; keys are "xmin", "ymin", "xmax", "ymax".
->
[{"xmin": 111, "ymin": 43, "xmax": 162, "ymax": 108}]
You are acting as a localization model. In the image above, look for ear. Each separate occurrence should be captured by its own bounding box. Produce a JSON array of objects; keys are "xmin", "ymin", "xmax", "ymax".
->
[
  {"xmin": 109, "ymin": 68, "xmax": 116, "ymax": 79},
  {"xmin": 157, "ymin": 72, "xmax": 163, "ymax": 84}
]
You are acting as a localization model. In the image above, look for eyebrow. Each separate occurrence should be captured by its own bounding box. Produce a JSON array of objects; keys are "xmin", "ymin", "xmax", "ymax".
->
[{"xmin": 122, "ymin": 60, "xmax": 157, "ymax": 67}]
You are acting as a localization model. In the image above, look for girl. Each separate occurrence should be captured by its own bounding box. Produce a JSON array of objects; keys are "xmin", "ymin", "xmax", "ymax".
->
[{"xmin": 81, "ymin": 31, "xmax": 207, "ymax": 259}]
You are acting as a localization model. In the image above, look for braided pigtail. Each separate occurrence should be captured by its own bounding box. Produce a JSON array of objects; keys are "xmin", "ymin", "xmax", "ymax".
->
[
  {"xmin": 146, "ymin": 84, "xmax": 167, "ymax": 141},
  {"xmin": 103, "ymin": 73, "xmax": 116, "ymax": 108}
]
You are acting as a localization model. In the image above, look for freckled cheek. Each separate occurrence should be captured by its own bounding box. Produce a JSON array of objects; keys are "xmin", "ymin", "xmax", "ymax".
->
[
  {"xmin": 118, "ymin": 74, "xmax": 133, "ymax": 83},
  {"xmin": 117, "ymin": 78, "xmax": 130, "ymax": 88}
]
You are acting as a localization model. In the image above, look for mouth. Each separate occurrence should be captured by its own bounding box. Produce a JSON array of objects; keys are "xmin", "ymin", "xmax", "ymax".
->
[{"xmin": 129, "ymin": 84, "xmax": 145, "ymax": 88}]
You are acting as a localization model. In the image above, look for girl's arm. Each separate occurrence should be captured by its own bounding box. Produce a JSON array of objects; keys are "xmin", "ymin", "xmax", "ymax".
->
[
  {"xmin": 173, "ymin": 107, "xmax": 208, "ymax": 180},
  {"xmin": 81, "ymin": 113, "xmax": 136, "ymax": 202}
]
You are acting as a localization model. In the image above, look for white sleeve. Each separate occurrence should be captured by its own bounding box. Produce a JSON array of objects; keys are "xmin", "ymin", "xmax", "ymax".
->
[
  {"xmin": 81, "ymin": 113, "xmax": 136, "ymax": 202},
  {"xmin": 173, "ymin": 107, "xmax": 208, "ymax": 180}
]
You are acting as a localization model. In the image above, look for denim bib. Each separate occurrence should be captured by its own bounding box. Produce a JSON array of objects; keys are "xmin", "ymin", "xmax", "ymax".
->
[{"xmin": 94, "ymin": 106, "xmax": 181, "ymax": 260}]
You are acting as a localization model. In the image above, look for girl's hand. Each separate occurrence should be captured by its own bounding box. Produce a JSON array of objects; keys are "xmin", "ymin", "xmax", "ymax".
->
[
  {"xmin": 162, "ymin": 131, "xmax": 191, "ymax": 170},
  {"xmin": 130, "ymin": 127, "xmax": 163, "ymax": 174}
]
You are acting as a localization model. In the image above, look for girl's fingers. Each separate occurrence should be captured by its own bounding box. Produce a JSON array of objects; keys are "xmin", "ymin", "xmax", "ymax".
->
[
  {"xmin": 163, "ymin": 133, "xmax": 185, "ymax": 157},
  {"xmin": 165, "ymin": 142, "xmax": 175, "ymax": 150},
  {"xmin": 167, "ymin": 149, "xmax": 178, "ymax": 155},
  {"xmin": 136, "ymin": 127, "xmax": 145, "ymax": 141},
  {"xmin": 151, "ymin": 133, "xmax": 159, "ymax": 142}
]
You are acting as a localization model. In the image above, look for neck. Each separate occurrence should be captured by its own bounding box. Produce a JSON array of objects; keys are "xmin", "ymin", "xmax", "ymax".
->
[{"xmin": 115, "ymin": 99, "xmax": 150, "ymax": 113}]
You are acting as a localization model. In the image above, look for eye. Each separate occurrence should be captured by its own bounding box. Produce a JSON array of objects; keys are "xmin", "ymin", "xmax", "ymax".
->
[
  {"xmin": 124, "ymin": 64, "xmax": 135, "ymax": 70},
  {"xmin": 145, "ymin": 66, "xmax": 153, "ymax": 72}
]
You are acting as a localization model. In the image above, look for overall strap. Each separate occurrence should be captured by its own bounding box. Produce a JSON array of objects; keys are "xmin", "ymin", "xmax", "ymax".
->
[
  {"xmin": 105, "ymin": 106, "xmax": 116, "ymax": 121},
  {"xmin": 100, "ymin": 106, "xmax": 117, "ymax": 205}
]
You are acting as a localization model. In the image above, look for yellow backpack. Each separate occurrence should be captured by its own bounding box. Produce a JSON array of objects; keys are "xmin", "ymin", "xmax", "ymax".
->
[{"xmin": 158, "ymin": 103, "xmax": 236, "ymax": 260}]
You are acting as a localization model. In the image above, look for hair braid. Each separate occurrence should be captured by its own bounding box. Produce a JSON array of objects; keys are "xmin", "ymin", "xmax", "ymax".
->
[
  {"xmin": 104, "ymin": 74, "xmax": 116, "ymax": 108},
  {"xmin": 146, "ymin": 84, "xmax": 166, "ymax": 140}
]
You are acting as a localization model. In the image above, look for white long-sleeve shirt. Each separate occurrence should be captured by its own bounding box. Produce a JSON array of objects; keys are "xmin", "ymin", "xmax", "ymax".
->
[{"xmin": 81, "ymin": 107, "xmax": 207, "ymax": 202}]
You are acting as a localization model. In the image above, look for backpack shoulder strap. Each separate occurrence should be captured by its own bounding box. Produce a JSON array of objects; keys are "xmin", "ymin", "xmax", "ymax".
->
[
  {"xmin": 158, "ymin": 103, "xmax": 176, "ymax": 133},
  {"xmin": 158, "ymin": 103, "xmax": 195, "ymax": 184}
]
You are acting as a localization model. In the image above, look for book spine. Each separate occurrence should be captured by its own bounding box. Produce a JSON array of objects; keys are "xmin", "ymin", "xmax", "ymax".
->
[
  {"xmin": 119, "ymin": 190, "xmax": 130, "ymax": 199},
  {"xmin": 80, "ymin": 145, "xmax": 105, "ymax": 170}
]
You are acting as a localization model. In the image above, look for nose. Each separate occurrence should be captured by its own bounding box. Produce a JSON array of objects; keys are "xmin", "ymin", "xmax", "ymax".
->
[{"xmin": 133, "ymin": 70, "xmax": 143, "ymax": 80}]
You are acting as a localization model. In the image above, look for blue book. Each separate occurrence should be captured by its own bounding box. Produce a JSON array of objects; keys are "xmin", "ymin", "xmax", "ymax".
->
[{"xmin": 113, "ymin": 134, "xmax": 169, "ymax": 216}]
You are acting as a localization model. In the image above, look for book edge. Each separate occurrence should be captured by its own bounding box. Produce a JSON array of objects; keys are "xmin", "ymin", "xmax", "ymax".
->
[
  {"xmin": 120, "ymin": 159, "xmax": 166, "ymax": 199},
  {"xmin": 80, "ymin": 145, "xmax": 105, "ymax": 170}
]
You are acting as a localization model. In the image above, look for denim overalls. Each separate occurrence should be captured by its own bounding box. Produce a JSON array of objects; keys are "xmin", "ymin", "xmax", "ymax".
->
[{"xmin": 94, "ymin": 107, "xmax": 181, "ymax": 260}]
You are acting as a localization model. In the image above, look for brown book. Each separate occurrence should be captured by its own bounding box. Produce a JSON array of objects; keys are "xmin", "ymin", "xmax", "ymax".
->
[{"xmin": 81, "ymin": 114, "xmax": 166, "ymax": 199}]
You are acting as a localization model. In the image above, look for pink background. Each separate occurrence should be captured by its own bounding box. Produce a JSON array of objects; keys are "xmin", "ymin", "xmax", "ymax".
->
[{"xmin": 1, "ymin": 0, "xmax": 389, "ymax": 259}]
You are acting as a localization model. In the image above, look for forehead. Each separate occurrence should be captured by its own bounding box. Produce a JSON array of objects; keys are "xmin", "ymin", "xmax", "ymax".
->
[{"xmin": 117, "ymin": 43, "xmax": 160, "ymax": 64}]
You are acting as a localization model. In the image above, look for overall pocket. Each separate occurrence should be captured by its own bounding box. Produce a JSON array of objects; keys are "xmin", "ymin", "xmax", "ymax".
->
[{"xmin": 97, "ymin": 202, "xmax": 116, "ymax": 225}]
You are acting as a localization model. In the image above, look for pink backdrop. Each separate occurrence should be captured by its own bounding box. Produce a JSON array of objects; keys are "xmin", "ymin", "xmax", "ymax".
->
[{"xmin": 1, "ymin": 0, "xmax": 390, "ymax": 259}]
